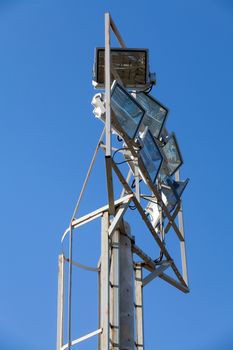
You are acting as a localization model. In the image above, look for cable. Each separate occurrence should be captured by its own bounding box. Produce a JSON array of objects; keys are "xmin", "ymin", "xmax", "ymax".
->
[
  {"xmin": 154, "ymin": 251, "xmax": 164, "ymax": 264},
  {"xmin": 115, "ymin": 159, "xmax": 134, "ymax": 165},
  {"xmin": 134, "ymin": 82, "xmax": 154, "ymax": 94},
  {"xmin": 113, "ymin": 147, "xmax": 134, "ymax": 165},
  {"xmin": 144, "ymin": 84, "xmax": 153, "ymax": 94},
  {"xmin": 112, "ymin": 147, "xmax": 129, "ymax": 159},
  {"xmin": 131, "ymin": 178, "xmax": 142, "ymax": 189},
  {"xmin": 141, "ymin": 195, "xmax": 163, "ymax": 209}
]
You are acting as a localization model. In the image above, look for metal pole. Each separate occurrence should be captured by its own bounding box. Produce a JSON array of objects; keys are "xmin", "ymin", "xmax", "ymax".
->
[
  {"xmin": 119, "ymin": 224, "xmax": 134, "ymax": 350},
  {"xmin": 110, "ymin": 229, "xmax": 120, "ymax": 350},
  {"xmin": 57, "ymin": 254, "xmax": 65, "ymax": 350},
  {"xmin": 105, "ymin": 12, "xmax": 111, "ymax": 158},
  {"xmin": 67, "ymin": 226, "xmax": 73, "ymax": 350},
  {"xmin": 104, "ymin": 12, "xmax": 115, "ymax": 215},
  {"xmin": 135, "ymin": 264, "xmax": 144, "ymax": 350},
  {"xmin": 100, "ymin": 212, "xmax": 110, "ymax": 350}
]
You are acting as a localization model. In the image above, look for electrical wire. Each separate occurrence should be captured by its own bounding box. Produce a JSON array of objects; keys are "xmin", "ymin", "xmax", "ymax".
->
[
  {"xmin": 134, "ymin": 82, "xmax": 154, "ymax": 94},
  {"xmin": 141, "ymin": 195, "xmax": 163, "ymax": 209},
  {"xmin": 131, "ymin": 178, "xmax": 142, "ymax": 189},
  {"xmin": 112, "ymin": 147, "xmax": 129, "ymax": 158},
  {"xmin": 154, "ymin": 252, "xmax": 164, "ymax": 264},
  {"xmin": 113, "ymin": 147, "xmax": 134, "ymax": 165},
  {"xmin": 115, "ymin": 159, "xmax": 134, "ymax": 165}
]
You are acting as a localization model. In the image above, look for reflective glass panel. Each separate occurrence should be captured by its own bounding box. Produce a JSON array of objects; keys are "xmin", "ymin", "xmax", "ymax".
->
[
  {"xmin": 139, "ymin": 130, "xmax": 163, "ymax": 184},
  {"xmin": 162, "ymin": 177, "xmax": 189, "ymax": 211},
  {"xmin": 162, "ymin": 134, "xmax": 182, "ymax": 176},
  {"xmin": 135, "ymin": 93, "xmax": 168, "ymax": 138},
  {"xmin": 96, "ymin": 48, "xmax": 148, "ymax": 87},
  {"xmin": 111, "ymin": 83, "xmax": 145, "ymax": 140}
]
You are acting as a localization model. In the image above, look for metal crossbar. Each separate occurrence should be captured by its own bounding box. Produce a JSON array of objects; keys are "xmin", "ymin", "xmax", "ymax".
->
[{"xmin": 61, "ymin": 328, "xmax": 102, "ymax": 350}]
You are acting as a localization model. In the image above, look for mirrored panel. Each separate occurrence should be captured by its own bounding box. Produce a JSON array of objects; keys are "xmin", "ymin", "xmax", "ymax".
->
[
  {"xmin": 138, "ymin": 130, "xmax": 163, "ymax": 184},
  {"xmin": 111, "ymin": 82, "xmax": 145, "ymax": 140},
  {"xmin": 161, "ymin": 133, "xmax": 183, "ymax": 176},
  {"xmin": 134, "ymin": 92, "xmax": 168, "ymax": 139},
  {"xmin": 162, "ymin": 177, "xmax": 189, "ymax": 211}
]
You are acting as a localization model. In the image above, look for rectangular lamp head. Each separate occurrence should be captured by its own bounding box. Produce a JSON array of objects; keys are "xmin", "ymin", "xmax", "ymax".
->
[
  {"xmin": 160, "ymin": 133, "xmax": 183, "ymax": 177},
  {"xmin": 134, "ymin": 92, "xmax": 168, "ymax": 139},
  {"xmin": 111, "ymin": 81, "xmax": 145, "ymax": 140},
  {"xmin": 138, "ymin": 130, "xmax": 163, "ymax": 184},
  {"xmin": 162, "ymin": 177, "xmax": 189, "ymax": 211},
  {"xmin": 93, "ymin": 48, "xmax": 150, "ymax": 90}
]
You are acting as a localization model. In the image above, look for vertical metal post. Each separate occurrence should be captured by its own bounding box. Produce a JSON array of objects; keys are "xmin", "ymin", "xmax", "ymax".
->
[
  {"xmin": 105, "ymin": 12, "xmax": 111, "ymax": 157},
  {"xmin": 119, "ymin": 228, "xmax": 134, "ymax": 350},
  {"xmin": 67, "ymin": 226, "xmax": 73, "ymax": 350},
  {"xmin": 135, "ymin": 264, "xmax": 144, "ymax": 350},
  {"xmin": 175, "ymin": 170, "xmax": 189, "ymax": 285},
  {"xmin": 57, "ymin": 254, "xmax": 65, "ymax": 350},
  {"xmin": 110, "ymin": 229, "xmax": 120, "ymax": 350},
  {"xmin": 100, "ymin": 212, "xmax": 110, "ymax": 350},
  {"xmin": 98, "ymin": 264, "xmax": 101, "ymax": 350},
  {"xmin": 104, "ymin": 12, "xmax": 115, "ymax": 215}
]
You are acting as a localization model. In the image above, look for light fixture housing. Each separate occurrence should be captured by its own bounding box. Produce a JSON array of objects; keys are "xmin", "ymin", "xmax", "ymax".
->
[
  {"xmin": 145, "ymin": 177, "xmax": 189, "ymax": 228},
  {"xmin": 161, "ymin": 177, "xmax": 189, "ymax": 211},
  {"xmin": 93, "ymin": 48, "xmax": 150, "ymax": 90},
  {"xmin": 138, "ymin": 130, "xmax": 163, "ymax": 184},
  {"xmin": 111, "ymin": 81, "xmax": 145, "ymax": 140},
  {"xmin": 133, "ymin": 92, "xmax": 168, "ymax": 139},
  {"xmin": 160, "ymin": 132, "xmax": 183, "ymax": 177}
]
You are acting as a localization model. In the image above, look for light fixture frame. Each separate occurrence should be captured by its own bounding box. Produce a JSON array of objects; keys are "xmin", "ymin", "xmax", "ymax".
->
[
  {"xmin": 161, "ymin": 177, "xmax": 189, "ymax": 211},
  {"xmin": 134, "ymin": 92, "xmax": 169, "ymax": 139},
  {"xmin": 137, "ymin": 129, "xmax": 164, "ymax": 184},
  {"xmin": 110, "ymin": 80, "xmax": 146, "ymax": 141},
  {"xmin": 93, "ymin": 47, "xmax": 150, "ymax": 90},
  {"xmin": 161, "ymin": 132, "xmax": 184, "ymax": 177}
]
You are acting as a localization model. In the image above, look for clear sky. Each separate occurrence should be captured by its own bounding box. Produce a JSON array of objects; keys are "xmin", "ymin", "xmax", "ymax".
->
[{"xmin": 0, "ymin": 1, "xmax": 233, "ymax": 349}]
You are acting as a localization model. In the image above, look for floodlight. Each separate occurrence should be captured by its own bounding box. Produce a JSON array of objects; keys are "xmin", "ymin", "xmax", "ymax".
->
[
  {"xmin": 138, "ymin": 130, "xmax": 163, "ymax": 184},
  {"xmin": 93, "ymin": 48, "xmax": 150, "ymax": 89},
  {"xmin": 161, "ymin": 177, "xmax": 189, "ymax": 211},
  {"xmin": 160, "ymin": 133, "xmax": 183, "ymax": 177},
  {"xmin": 133, "ymin": 92, "xmax": 168, "ymax": 139},
  {"xmin": 145, "ymin": 177, "xmax": 189, "ymax": 228},
  {"xmin": 111, "ymin": 81, "xmax": 145, "ymax": 140}
]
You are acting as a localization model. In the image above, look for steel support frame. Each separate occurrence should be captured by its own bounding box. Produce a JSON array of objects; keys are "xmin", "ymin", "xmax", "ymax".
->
[
  {"xmin": 111, "ymin": 159, "xmax": 189, "ymax": 287},
  {"xmin": 56, "ymin": 182, "xmax": 189, "ymax": 349},
  {"xmin": 56, "ymin": 11, "xmax": 189, "ymax": 350}
]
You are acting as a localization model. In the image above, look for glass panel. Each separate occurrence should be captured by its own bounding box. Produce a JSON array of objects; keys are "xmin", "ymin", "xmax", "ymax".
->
[
  {"xmin": 111, "ymin": 84, "xmax": 145, "ymax": 140},
  {"xmin": 162, "ymin": 134, "xmax": 182, "ymax": 176},
  {"xmin": 135, "ymin": 93, "xmax": 168, "ymax": 138},
  {"xmin": 162, "ymin": 177, "xmax": 189, "ymax": 211},
  {"xmin": 97, "ymin": 49, "xmax": 148, "ymax": 86},
  {"xmin": 139, "ymin": 131, "xmax": 163, "ymax": 184}
]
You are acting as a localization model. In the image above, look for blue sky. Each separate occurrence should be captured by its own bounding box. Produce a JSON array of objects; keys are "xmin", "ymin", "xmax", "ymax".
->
[{"xmin": 0, "ymin": 1, "xmax": 233, "ymax": 349}]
